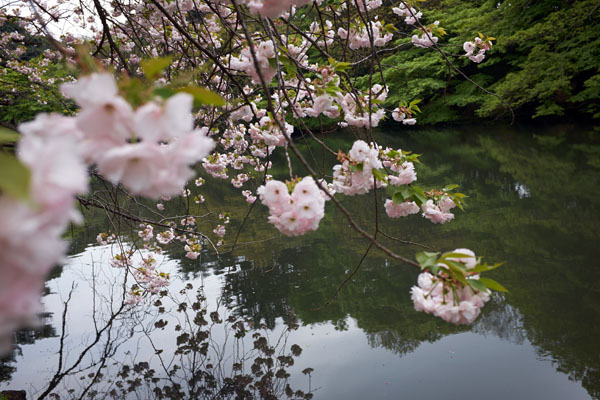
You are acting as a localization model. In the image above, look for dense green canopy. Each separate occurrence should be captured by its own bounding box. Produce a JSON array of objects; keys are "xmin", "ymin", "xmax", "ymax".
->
[{"xmin": 370, "ymin": 0, "xmax": 600, "ymax": 124}]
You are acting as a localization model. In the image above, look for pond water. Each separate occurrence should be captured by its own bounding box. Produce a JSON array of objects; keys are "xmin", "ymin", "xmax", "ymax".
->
[{"xmin": 1, "ymin": 123, "xmax": 600, "ymax": 399}]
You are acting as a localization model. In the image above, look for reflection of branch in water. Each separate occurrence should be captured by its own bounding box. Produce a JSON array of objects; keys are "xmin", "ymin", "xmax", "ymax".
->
[
  {"xmin": 36, "ymin": 271, "xmax": 130, "ymax": 400},
  {"xmin": 96, "ymin": 283, "xmax": 313, "ymax": 399},
  {"xmin": 312, "ymin": 242, "xmax": 374, "ymax": 311},
  {"xmin": 379, "ymin": 231, "xmax": 436, "ymax": 251},
  {"xmin": 223, "ymin": 198, "xmax": 259, "ymax": 255},
  {"xmin": 28, "ymin": 260, "xmax": 313, "ymax": 400}
]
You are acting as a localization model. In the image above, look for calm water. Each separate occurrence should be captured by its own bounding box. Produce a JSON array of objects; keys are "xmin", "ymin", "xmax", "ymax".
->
[{"xmin": 2, "ymin": 123, "xmax": 599, "ymax": 399}]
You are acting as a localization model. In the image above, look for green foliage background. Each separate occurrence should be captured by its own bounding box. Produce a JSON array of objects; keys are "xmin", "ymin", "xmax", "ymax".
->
[
  {"xmin": 0, "ymin": 20, "xmax": 75, "ymax": 128},
  {"xmin": 370, "ymin": 0, "xmax": 600, "ymax": 124}
]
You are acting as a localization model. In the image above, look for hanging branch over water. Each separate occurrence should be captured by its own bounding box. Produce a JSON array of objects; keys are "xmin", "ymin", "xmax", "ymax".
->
[{"xmin": 0, "ymin": 0, "xmax": 512, "ymax": 358}]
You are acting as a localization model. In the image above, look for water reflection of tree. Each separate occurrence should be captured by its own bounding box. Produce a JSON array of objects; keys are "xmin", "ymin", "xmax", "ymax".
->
[
  {"xmin": 221, "ymin": 259, "xmax": 300, "ymax": 330},
  {"xmin": 1, "ymin": 311, "xmax": 57, "ymax": 383},
  {"xmin": 0, "ymin": 322, "xmax": 56, "ymax": 382},
  {"xmin": 8, "ymin": 257, "xmax": 313, "ymax": 400},
  {"xmin": 213, "ymin": 127, "xmax": 600, "ymax": 398},
  {"xmin": 11, "ymin": 127, "xmax": 599, "ymax": 398},
  {"xmin": 107, "ymin": 284, "xmax": 313, "ymax": 400}
]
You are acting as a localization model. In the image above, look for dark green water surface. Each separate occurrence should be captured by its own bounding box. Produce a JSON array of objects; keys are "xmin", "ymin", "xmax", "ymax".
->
[{"xmin": 2, "ymin": 123, "xmax": 599, "ymax": 399}]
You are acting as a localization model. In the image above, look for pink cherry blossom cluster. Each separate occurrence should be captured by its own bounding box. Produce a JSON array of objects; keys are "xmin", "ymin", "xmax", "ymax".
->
[
  {"xmin": 138, "ymin": 224, "xmax": 154, "ymax": 242},
  {"xmin": 392, "ymin": 3, "xmax": 422, "ymax": 25},
  {"xmin": 338, "ymin": 20, "xmax": 393, "ymax": 49},
  {"xmin": 304, "ymin": 93, "xmax": 340, "ymax": 119},
  {"xmin": 258, "ymin": 177, "xmax": 327, "ymax": 236},
  {"xmin": 220, "ymin": 123, "xmax": 250, "ymax": 151},
  {"xmin": 379, "ymin": 147, "xmax": 422, "ymax": 219},
  {"xmin": 463, "ymin": 36, "xmax": 492, "ymax": 63},
  {"xmin": 157, "ymin": 228, "xmax": 176, "ymax": 245},
  {"xmin": 309, "ymin": 20, "xmax": 335, "ymax": 48},
  {"xmin": 333, "ymin": 141, "xmax": 420, "ymax": 199},
  {"xmin": 110, "ymin": 250, "xmax": 134, "ymax": 268},
  {"xmin": 185, "ymin": 238, "xmax": 202, "ymax": 260},
  {"xmin": 249, "ymin": 115, "xmax": 293, "ymax": 147},
  {"xmin": 0, "ymin": 67, "xmax": 221, "ymax": 350},
  {"xmin": 355, "ymin": 0, "xmax": 383, "ymax": 12},
  {"xmin": 229, "ymin": 105, "xmax": 258, "ymax": 122},
  {"xmin": 392, "ymin": 107, "xmax": 417, "ymax": 125},
  {"xmin": 242, "ymin": 190, "xmax": 257, "ymax": 203},
  {"xmin": 381, "ymin": 148, "xmax": 417, "ymax": 186},
  {"xmin": 126, "ymin": 255, "xmax": 171, "ymax": 304},
  {"xmin": 203, "ymin": 153, "xmax": 231, "ymax": 179},
  {"xmin": 384, "ymin": 199, "xmax": 420, "ymax": 218},
  {"xmin": 411, "ymin": 249, "xmax": 491, "ymax": 324},
  {"xmin": 1, "ymin": 29, "xmax": 67, "ymax": 93},
  {"xmin": 230, "ymin": 41, "xmax": 277, "ymax": 84},
  {"xmin": 421, "ymin": 191, "xmax": 456, "ymax": 224},
  {"xmin": 338, "ymin": 84, "xmax": 388, "ymax": 128},
  {"xmin": 54, "ymin": 73, "xmax": 215, "ymax": 199},
  {"xmin": 333, "ymin": 140, "xmax": 383, "ymax": 196},
  {"xmin": 231, "ymin": 173, "xmax": 250, "ymax": 188},
  {"xmin": 234, "ymin": 0, "xmax": 311, "ymax": 18},
  {"xmin": 0, "ymin": 108, "xmax": 89, "ymax": 353},
  {"xmin": 97, "ymin": 232, "xmax": 117, "ymax": 245},
  {"xmin": 412, "ymin": 26, "xmax": 440, "ymax": 48},
  {"xmin": 285, "ymin": 67, "xmax": 341, "ymax": 119}
]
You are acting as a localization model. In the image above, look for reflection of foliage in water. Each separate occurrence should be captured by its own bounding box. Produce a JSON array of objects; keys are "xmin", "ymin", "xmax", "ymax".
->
[
  {"xmin": 203, "ymin": 126, "xmax": 600, "ymax": 398},
  {"xmin": 7, "ymin": 125, "xmax": 599, "ymax": 398},
  {"xmin": 106, "ymin": 283, "xmax": 312, "ymax": 400},
  {"xmin": 14, "ymin": 257, "xmax": 314, "ymax": 400},
  {"xmin": 0, "ymin": 320, "xmax": 57, "ymax": 384}
]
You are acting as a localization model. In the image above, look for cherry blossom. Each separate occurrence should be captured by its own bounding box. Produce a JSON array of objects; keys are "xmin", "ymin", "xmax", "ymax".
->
[
  {"xmin": 410, "ymin": 249, "xmax": 491, "ymax": 324},
  {"xmin": 258, "ymin": 177, "xmax": 327, "ymax": 236}
]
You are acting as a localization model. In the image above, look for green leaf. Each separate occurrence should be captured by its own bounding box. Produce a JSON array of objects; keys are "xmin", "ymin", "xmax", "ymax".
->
[
  {"xmin": 179, "ymin": 86, "xmax": 226, "ymax": 107},
  {"xmin": 431, "ymin": 263, "xmax": 445, "ymax": 276},
  {"xmin": 441, "ymin": 251, "xmax": 474, "ymax": 259},
  {"xmin": 439, "ymin": 259, "xmax": 468, "ymax": 274},
  {"xmin": 334, "ymin": 61, "xmax": 351, "ymax": 72},
  {"xmin": 349, "ymin": 162, "xmax": 364, "ymax": 172},
  {"xmin": 392, "ymin": 191, "xmax": 404, "ymax": 204},
  {"xmin": 449, "ymin": 268, "xmax": 469, "ymax": 287},
  {"xmin": 444, "ymin": 184, "xmax": 459, "ymax": 191},
  {"xmin": 118, "ymin": 76, "xmax": 146, "ymax": 107},
  {"xmin": 415, "ymin": 251, "xmax": 439, "ymax": 270},
  {"xmin": 372, "ymin": 168, "xmax": 387, "ymax": 182},
  {"xmin": 467, "ymin": 278, "xmax": 488, "ymax": 293},
  {"xmin": 0, "ymin": 151, "xmax": 30, "ymax": 200},
  {"xmin": 399, "ymin": 186, "xmax": 411, "ymax": 199},
  {"xmin": 0, "ymin": 127, "xmax": 20, "ymax": 144},
  {"xmin": 141, "ymin": 56, "xmax": 173, "ymax": 78},
  {"xmin": 385, "ymin": 23, "xmax": 398, "ymax": 33},
  {"xmin": 279, "ymin": 55, "xmax": 298, "ymax": 76},
  {"xmin": 153, "ymin": 87, "xmax": 176, "ymax": 99},
  {"xmin": 479, "ymin": 277, "xmax": 508, "ymax": 292},
  {"xmin": 472, "ymin": 261, "xmax": 505, "ymax": 273},
  {"xmin": 410, "ymin": 186, "xmax": 427, "ymax": 204},
  {"xmin": 325, "ymin": 86, "xmax": 341, "ymax": 96}
]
